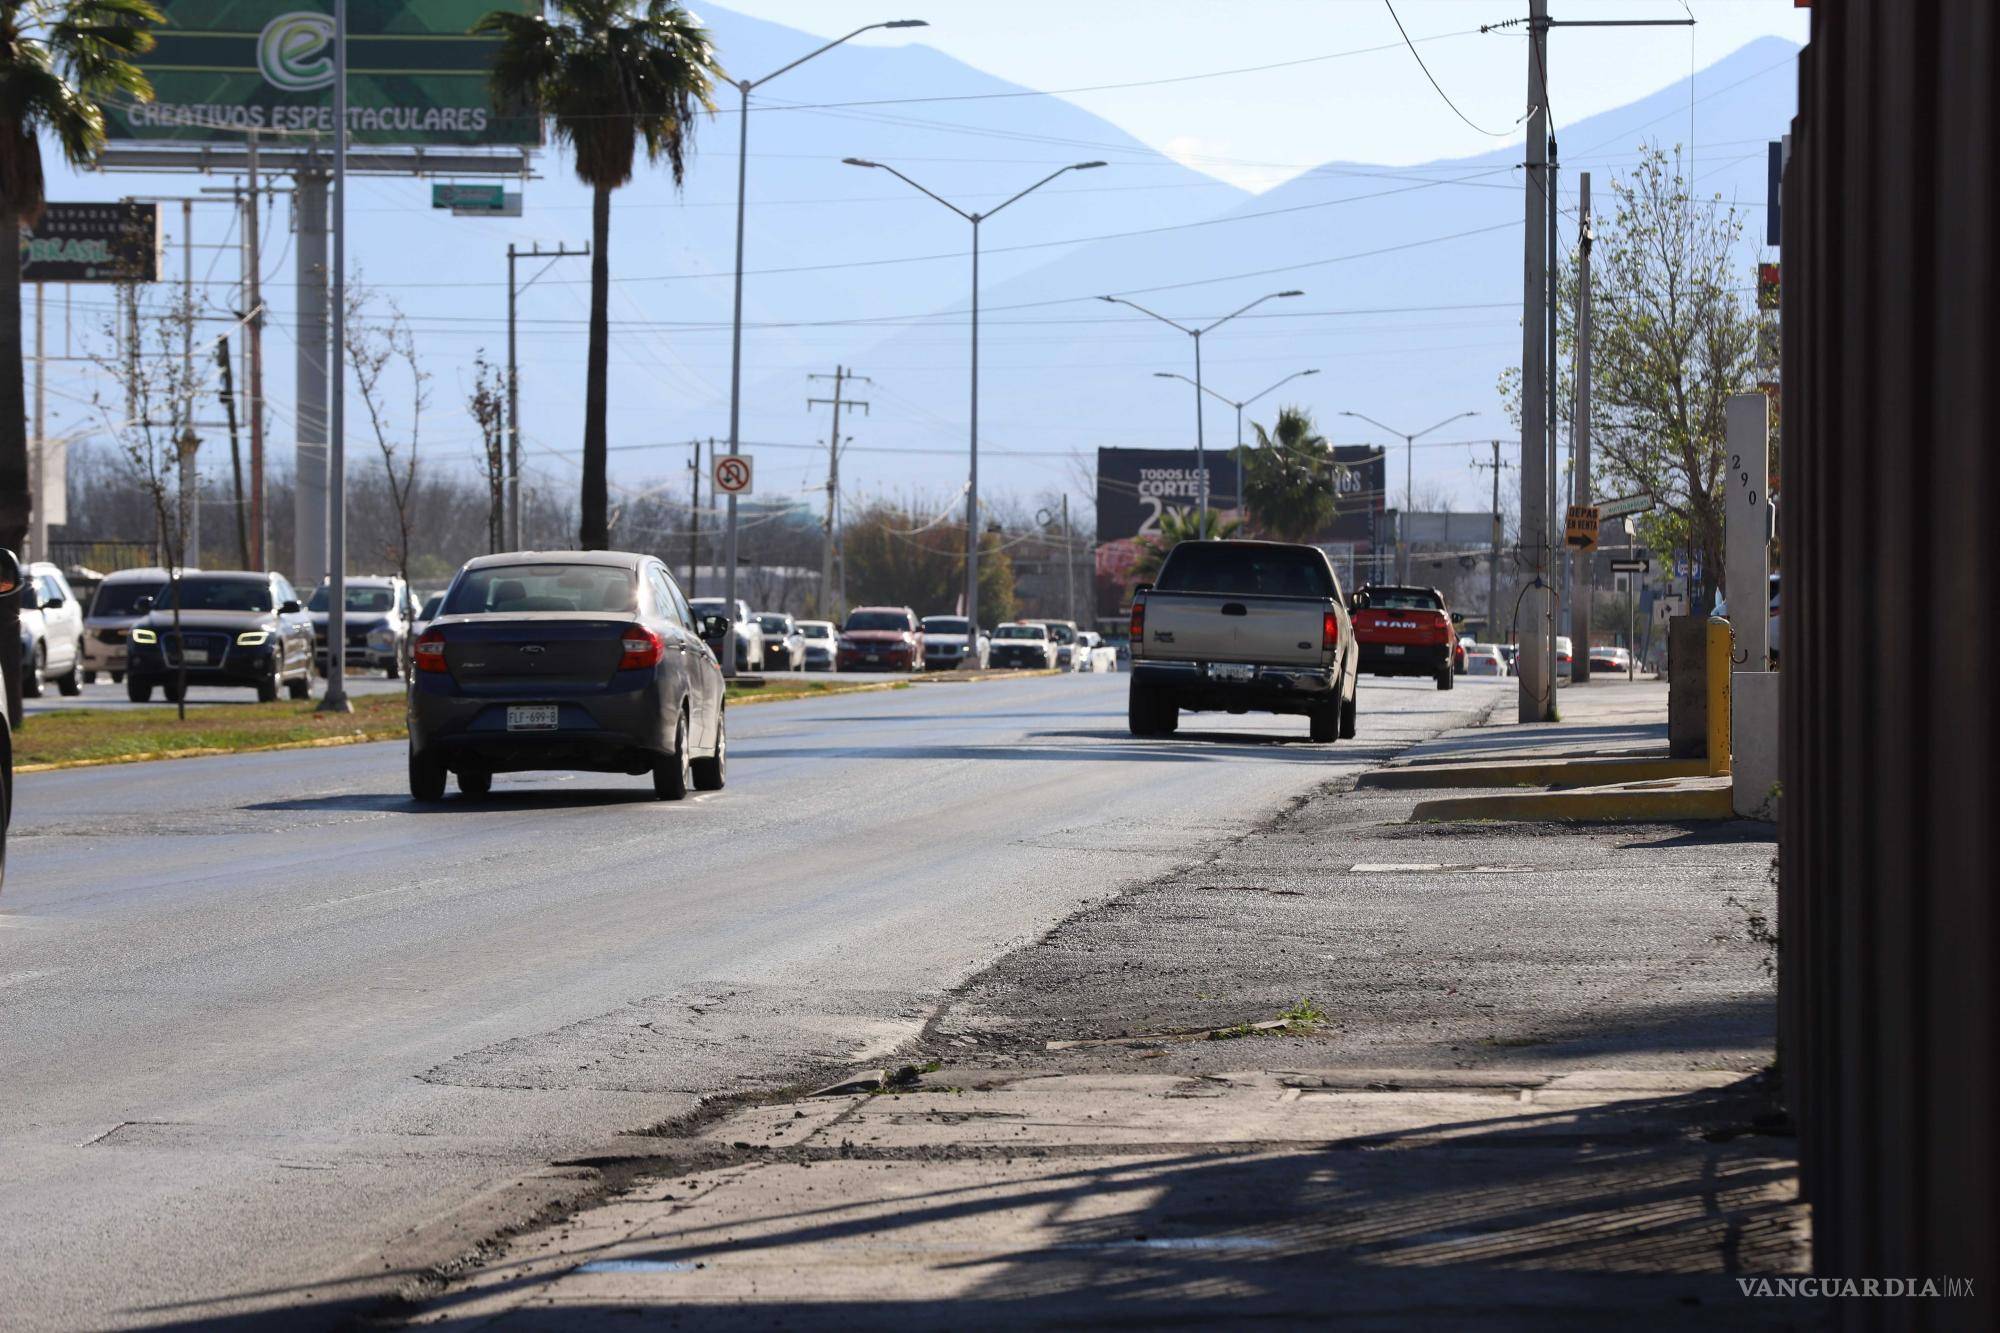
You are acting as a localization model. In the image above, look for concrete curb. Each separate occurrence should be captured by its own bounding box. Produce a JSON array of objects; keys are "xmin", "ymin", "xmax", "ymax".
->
[
  {"xmin": 1359, "ymin": 755, "xmax": 1711, "ymax": 790},
  {"xmin": 1409, "ymin": 778, "xmax": 1737, "ymax": 823}
]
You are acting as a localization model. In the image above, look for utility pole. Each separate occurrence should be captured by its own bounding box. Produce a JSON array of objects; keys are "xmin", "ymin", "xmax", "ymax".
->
[
  {"xmin": 178, "ymin": 199, "xmax": 201, "ymax": 568},
  {"xmin": 319, "ymin": 0, "xmax": 351, "ymax": 714},
  {"xmin": 30, "ymin": 284, "xmax": 45, "ymax": 564},
  {"xmin": 1515, "ymin": 0, "xmax": 1553, "ymax": 721},
  {"xmin": 808, "ymin": 366, "xmax": 869, "ymax": 621},
  {"xmin": 506, "ymin": 242, "xmax": 590, "ymax": 550},
  {"xmin": 294, "ymin": 159, "xmax": 328, "ymax": 590},
  {"xmin": 1493, "ymin": 1, "xmax": 1691, "ymax": 720},
  {"xmin": 1470, "ymin": 441, "xmax": 1513, "ymax": 642},
  {"xmin": 1062, "ymin": 493, "xmax": 1075, "ymax": 625},
  {"xmin": 216, "ymin": 337, "xmax": 248, "ymax": 567},
  {"xmin": 687, "ymin": 438, "xmax": 702, "ymax": 596},
  {"xmin": 1571, "ymin": 171, "xmax": 1595, "ymax": 684},
  {"xmin": 242, "ymin": 135, "xmax": 268, "ymax": 570}
]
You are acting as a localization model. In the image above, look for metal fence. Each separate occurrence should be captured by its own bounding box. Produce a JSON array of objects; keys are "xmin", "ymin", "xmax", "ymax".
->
[{"xmin": 1781, "ymin": 5, "xmax": 1997, "ymax": 1321}]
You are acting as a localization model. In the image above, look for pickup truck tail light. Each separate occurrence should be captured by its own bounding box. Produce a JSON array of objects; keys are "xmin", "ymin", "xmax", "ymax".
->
[
  {"xmin": 619, "ymin": 624, "xmax": 666, "ymax": 670},
  {"xmin": 1129, "ymin": 599, "xmax": 1145, "ymax": 643},
  {"xmin": 413, "ymin": 627, "xmax": 448, "ymax": 673},
  {"xmin": 1323, "ymin": 610, "xmax": 1338, "ymax": 651}
]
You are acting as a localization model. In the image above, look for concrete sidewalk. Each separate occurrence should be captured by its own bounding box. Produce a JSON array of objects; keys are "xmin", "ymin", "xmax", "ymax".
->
[
  {"xmin": 406, "ymin": 1068, "xmax": 1802, "ymax": 1330},
  {"xmin": 1361, "ymin": 681, "xmax": 1736, "ymax": 822}
]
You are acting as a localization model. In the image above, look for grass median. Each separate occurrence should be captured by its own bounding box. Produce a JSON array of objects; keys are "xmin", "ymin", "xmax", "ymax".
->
[{"xmin": 15, "ymin": 678, "xmax": 909, "ymax": 771}]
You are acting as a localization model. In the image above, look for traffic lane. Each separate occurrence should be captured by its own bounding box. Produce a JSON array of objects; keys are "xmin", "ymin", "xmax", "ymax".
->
[
  {"xmin": 0, "ymin": 674, "xmax": 1491, "ymax": 1329},
  {"xmin": 21, "ymin": 672, "xmax": 407, "ymax": 714}
]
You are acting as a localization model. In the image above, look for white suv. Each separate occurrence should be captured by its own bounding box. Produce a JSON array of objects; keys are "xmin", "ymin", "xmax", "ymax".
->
[{"xmin": 19, "ymin": 562, "xmax": 84, "ymax": 697}]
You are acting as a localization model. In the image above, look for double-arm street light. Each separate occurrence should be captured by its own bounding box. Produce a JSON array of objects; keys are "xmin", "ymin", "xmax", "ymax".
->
[
  {"xmin": 1152, "ymin": 368, "xmax": 1319, "ymax": 509},
  {"xmin": 721, "ymin": 19, "xmax": 927, "ymax": 676},
  {"xmin": 1338, "ymin": 409, "xmax": 1478, "ymax": 583},
  {"xmin": 1103, "ymin": 291, "xmax": 1303, "ymax": 538},
  {"xmin": 844, "ymin": 156, "xmax": 1105, "ymax": 643}
]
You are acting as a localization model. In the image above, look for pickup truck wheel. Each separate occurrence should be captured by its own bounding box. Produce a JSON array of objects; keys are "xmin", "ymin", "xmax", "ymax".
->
[
  {"xmin": 1339, "ymin": 687, "xmax": 1358, "ymax": 739},
  {"xmin": 1309, "ymin": 707, "xmax": 1339, "ymax": 743},
  {"xmin": 1128, "ymin": 681, "xmax": 1172, "ymax": 737},
  {"xmin": 1435, "ymin": 669, "xmax": 1454, "ymax": 691}
]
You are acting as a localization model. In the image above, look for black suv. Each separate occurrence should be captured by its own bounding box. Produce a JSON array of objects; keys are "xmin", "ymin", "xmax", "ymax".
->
[{"xmin": 126, "ymin": 572, "xmax": 317, "ymax": 703}]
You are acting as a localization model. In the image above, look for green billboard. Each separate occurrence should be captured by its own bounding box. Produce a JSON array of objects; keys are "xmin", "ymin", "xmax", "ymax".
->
[{"xmin": 106, "ymin": 2, "xmax": 539, "ymax": 147}]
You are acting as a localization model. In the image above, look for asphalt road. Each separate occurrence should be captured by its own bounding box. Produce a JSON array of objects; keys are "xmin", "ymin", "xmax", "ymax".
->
[{"xmin": 0, "ymin": 670, "xmax": 1502, "ymax": 1329}]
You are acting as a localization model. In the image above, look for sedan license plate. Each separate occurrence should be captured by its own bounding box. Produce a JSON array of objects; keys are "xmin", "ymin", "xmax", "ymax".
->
[
  {"xmin": 182, "ymin": 650, "xmax": 212, "ymax": 666},
  {"xmin": 507, "ymin": 705, "xmax": 559, "ymax": 731},
  {"xmin": 1383, "ymin": 645, "xmax": 1406, "ymax": 656},
  {"xmin": 1209, "ymin": 663, "xmax": 1256, "ymax": 683}
]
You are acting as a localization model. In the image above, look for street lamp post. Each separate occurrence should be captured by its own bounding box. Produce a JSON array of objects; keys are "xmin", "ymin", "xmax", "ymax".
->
[
  {"xmin": 1153, "ymin": 368, "xmax": 1319, "ymax": 514},
  {"xmin": 1338, "ymin": 409, "xmax": 1478, "ymax": 583},
  {"xmin": 722, "ymin": 20, "xmax": 927, "ymax": 677},
  {"xmin": 317, "ymin": 0, "xmax": 352, "ymax": 714},
  {"xmin": 1103, "ymin": 292, "xmax": 1303, "ymax": 539},
  {"xmin": 844, "ymin": 157, "xmax": 1105, "ymax": 646}
]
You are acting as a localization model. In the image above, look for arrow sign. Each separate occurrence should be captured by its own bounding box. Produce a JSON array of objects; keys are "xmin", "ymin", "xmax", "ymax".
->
[
  {"xmin": 1565, "ymin": 504, "xmax": 1600, "ymax": 550},
  {"xmin": 711, "ymin": 454, "xmax": 754, "ymax": 496},
  {"xmin": 1610, "ymin": 558, "xmax": 1650, "ymax": 574}
]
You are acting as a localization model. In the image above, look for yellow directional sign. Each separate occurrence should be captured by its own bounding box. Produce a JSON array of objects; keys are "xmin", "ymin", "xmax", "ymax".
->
[{"xmin": 1566, "ymin": 504, "xmax": 1600, "ymax": 551}]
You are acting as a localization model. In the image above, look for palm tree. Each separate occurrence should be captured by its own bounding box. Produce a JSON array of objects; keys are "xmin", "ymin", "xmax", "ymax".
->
[
  {"xmin": 478, "ymin": 1, "xmax": 720, "ymax": 551},
  {"xmin": 1131, "ymin": 506, "xmax": 1243, "ymax": 585},
  {"xmin": 1237, "ymin": 406, "xmax": 1344, "ymax": 543},
  {"xmin": 0, "ymin": 0, "xmax": 162, "ymax": 723}
]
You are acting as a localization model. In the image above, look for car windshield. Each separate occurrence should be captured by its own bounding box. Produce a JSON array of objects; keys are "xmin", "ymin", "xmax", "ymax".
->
[
  {"xmin": 923, "ymin": 617, "xmax": 968, "ymax": 635},
  {"xmin": 419, "ymin": 594, "xmax": 444, "ymax": 620},
  {"xmin": 1362, "ymin": 587, "xmax": 1443, "ymax": 611},
  {"xmin": 800, "ymin": 623, "xmax": 832, "ymax": 639},
  {"xmin": 1156, "ymin": 544, "xmax": 1334, "ymax": 599},
  {"xmin": 308, "ymin": 585, "xmax": 397, "ymax": 614},
  {"xmin": 91, "ymin": 580, "xmax": 166, "ymax": 617},
  {"xmin": 994, "ymin": 625, "xmax": 1044, "ymax": 640},
  {"xmin": 444, "ymin": 564, "xmax": 636, "ymax": 615},
  {"xmin": 846, "ymin": 611, "xmax": 911, "ymax": 632},
  {"xmin": 757, "ymin": 615, "xmax": 790, "ymax": 633},
  {"xmin": 1042, "ymin": 624, "xmax": 1076, "ymax": 644},
  {"xmin": 154, "ymin": 577, "xmax": 273, "ymax": 613},
  {"xmin": 688, "ymin": 599, "xmax": 732, "ymax": 619}
]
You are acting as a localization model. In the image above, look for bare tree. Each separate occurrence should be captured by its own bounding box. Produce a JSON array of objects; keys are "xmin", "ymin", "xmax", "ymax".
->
[
  {"xmin": 466, "ymin": 351, "xmax": 507, "ymax": 553},
  {"xmin": 345, "ymin": 282, "xmax": 429, "ymax": 600},
  {"xmin": 94, "ymin": 289, "xmax": 203, "ymax": 720}
]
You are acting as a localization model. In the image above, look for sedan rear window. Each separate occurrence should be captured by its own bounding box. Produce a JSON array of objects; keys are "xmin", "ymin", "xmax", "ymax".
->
[
  {"xmin": 1156, "ymin": 544, "xmax": 1333, "ymax": 599},
  {"xmin": 445, "ymin": 564, "xmax": 637, "ymax": 615}
]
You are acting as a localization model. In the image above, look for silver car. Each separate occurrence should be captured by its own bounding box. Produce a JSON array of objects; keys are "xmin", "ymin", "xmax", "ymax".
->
[
  {"xmin": 82, "ymin": 566, "xmax": 177, "ymax": 684},
  {"xmin": 797, "ymin": 619, "xmax": 839, "ymax": 671},
  {"xmin": 18, "ymin": 562, "xmax": 84, "ymax": 698}
]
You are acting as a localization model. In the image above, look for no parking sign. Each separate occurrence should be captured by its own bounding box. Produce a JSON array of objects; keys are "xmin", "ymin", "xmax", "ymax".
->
[{"xmin": 711, "ymin": 454, "xmax": 754, "ymax": 497}]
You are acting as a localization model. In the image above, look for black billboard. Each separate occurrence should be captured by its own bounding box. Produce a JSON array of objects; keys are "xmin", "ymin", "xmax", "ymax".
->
[
  {"xmin": 1096, "ymin": 448, "xmax": 1242, "ymax": 544},
  {"xmin": 20, "ymin": 202, "xmax": 161, "ymax": 283},
  {"xmin": 1324, "ymin": 444, "xmax": 1387, "ymax": 546}
]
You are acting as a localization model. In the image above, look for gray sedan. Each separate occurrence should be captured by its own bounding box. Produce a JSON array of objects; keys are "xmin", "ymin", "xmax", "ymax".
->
[{"xmin": 408, "ymin": 553, "xmax": 727, "ymax": 801}]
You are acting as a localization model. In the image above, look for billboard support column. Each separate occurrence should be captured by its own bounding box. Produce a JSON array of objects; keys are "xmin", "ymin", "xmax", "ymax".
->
[
  {"xmin": 31, "ymin": 283, "xmax": 45, "ymax": 564},
  {"xmin": 294, "ymin": 164, "xmax": 329, "ymax": 592}
]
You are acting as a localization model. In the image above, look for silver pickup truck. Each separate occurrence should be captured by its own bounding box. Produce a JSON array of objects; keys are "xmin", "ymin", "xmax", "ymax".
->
[{"xmin": 1126, "ymin": 539, "xmax": 1359, "ymax": 742}]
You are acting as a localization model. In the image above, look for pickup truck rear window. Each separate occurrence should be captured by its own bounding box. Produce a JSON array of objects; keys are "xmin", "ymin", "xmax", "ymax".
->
[
  {"xmin": 1154, "ymin": 545, "xmax": 1333, "ymax": 599},
  {"xmin": 1362, "ymin": 588, "xmax": 1443, "ymax": 610}
]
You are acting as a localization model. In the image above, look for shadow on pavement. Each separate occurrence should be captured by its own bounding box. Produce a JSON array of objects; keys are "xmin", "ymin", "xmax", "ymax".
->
[
  {"xmin": 244, "ymin": 786, "xmax": 666, "ymax": 815},
  {"xmin": 145, "ymin": 1077, "xmax": 1797, "ymax": 1331}
]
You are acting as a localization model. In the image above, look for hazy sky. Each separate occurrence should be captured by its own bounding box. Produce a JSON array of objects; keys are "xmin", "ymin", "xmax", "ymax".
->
[{"xmin": 719, "ymin": 0, "xmax": 1811, "ymax": 190}]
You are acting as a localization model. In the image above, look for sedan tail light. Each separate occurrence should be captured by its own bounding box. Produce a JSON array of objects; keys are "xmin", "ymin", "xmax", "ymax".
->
[
  {"xmin": 413, "ymin": 627, "xmax": 448, "ymax": 673},
  {"xmin": 619, "ymin": 624, "xmax": 666, "ymax": 670}
]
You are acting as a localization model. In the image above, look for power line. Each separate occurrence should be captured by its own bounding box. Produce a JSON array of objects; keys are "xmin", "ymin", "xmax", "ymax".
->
[{"xmin": 1384, "ymin": 0, "xmax": 1521, "ymax": 137}]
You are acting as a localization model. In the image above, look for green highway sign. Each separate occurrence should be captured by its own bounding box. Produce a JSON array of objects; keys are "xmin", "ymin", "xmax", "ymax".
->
[
  {"xmin": 433, "ymin": 183, "xmax": 504, "ymax": 211},
  {"xmin": 107, "ymin": 2, "xmax": 538, "ymax": 147},
  {"xmin": 1597, "ymin": 494, "xmax": 1657, "ymax": 520}
]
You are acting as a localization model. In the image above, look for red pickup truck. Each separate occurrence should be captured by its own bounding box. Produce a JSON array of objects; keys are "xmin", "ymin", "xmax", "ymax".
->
[{"xmin": 1350, "ymin": 584, "xmax": 1458, "ymax": 691}]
